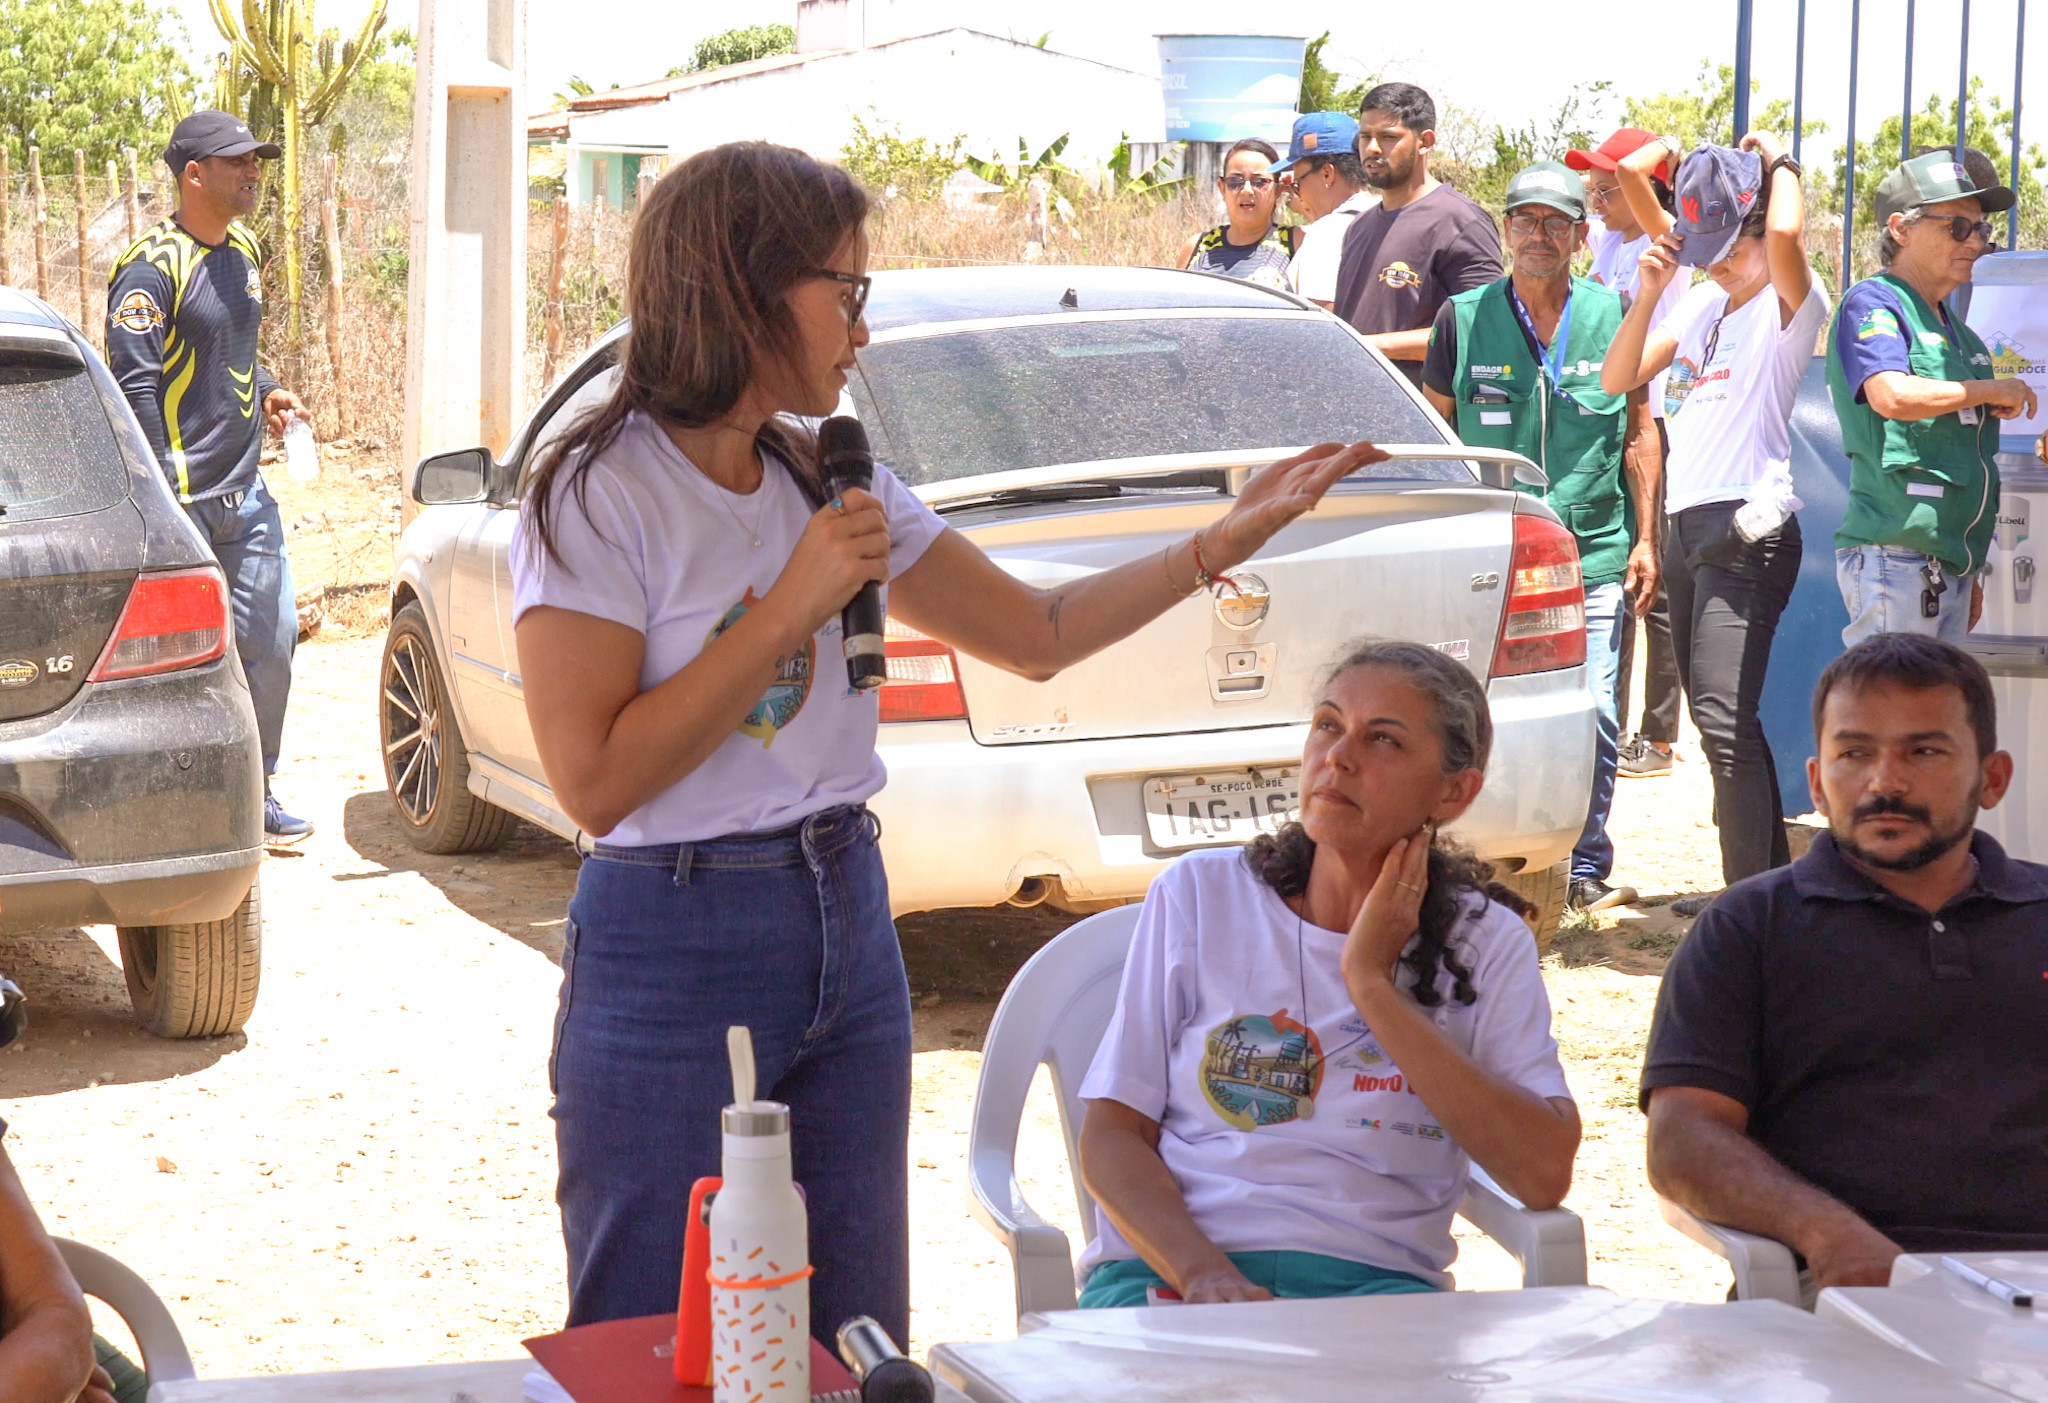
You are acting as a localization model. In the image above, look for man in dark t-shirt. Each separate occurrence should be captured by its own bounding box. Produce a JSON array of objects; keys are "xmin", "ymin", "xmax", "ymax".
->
[
  {"xmin": 1641, "ymin": 634, "xmax": 2048, "ymax": 1301},
  {"xmin": 1329, "ymin": 82, "xmax": 1501, "ymax": 387}
]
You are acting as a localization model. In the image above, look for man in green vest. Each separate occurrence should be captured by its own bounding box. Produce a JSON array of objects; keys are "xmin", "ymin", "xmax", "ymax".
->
[
  {"xmin": 1828, "ymin": 147, "xmax": 2037, "ymax": 645},
  {"xmin": 1423, "ymin": 160, "xmax": 1661, "ymax": 914}
]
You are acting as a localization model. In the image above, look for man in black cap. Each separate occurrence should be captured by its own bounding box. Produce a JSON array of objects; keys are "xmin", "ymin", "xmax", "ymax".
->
[
  {"xmin": 1828, "ymin": 147, "xmax": 2037, "ymax": 647},
  {"xmin": 107, "ymin": 110, "xmax": 315, "ymax": 841}
]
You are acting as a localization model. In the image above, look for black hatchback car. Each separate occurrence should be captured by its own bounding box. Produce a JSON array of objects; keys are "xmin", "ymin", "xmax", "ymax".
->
[{"xmin": 0, "ymin": 288, "xmax": 262, "ymax": 1037}]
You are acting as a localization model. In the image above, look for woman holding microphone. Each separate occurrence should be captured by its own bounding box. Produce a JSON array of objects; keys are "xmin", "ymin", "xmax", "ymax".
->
[{"xmin": 511, "ymin": 141, "xmax": 1383, "ymax": 1348}]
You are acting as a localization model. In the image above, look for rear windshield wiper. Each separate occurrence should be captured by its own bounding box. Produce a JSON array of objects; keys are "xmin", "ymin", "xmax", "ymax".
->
[{"xmin": 933, "ymin": 469, "xmax": 1229, "ymax": 514}]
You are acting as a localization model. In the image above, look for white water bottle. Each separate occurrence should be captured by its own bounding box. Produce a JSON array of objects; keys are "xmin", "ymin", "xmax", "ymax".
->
[
  {"xmin": 709, "ymin": 1030, "xmax": 809, "ymax": 1403},
  {"xmin": 283, "ymin": 413, "xmax": 318, "ymax": 482}
]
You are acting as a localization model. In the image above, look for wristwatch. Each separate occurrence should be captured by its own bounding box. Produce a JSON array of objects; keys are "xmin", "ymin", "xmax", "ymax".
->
[{"xmin": 1768, "ymin": 154, "xmax": 1804, "ymax": 179}]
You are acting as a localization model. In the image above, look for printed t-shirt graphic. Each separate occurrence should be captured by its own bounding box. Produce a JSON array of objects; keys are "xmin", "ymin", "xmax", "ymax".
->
[
  {"xmin": 708, "ymin": 588, "xmax": 815, "ymax": 747},
  {"xmin": 1202, "ymin": 1012, "xmax": 1323, "ymax": 1128}
]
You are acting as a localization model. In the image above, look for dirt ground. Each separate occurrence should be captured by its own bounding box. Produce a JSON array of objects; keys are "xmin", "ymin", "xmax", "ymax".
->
[{"xmin": 0, "ymin": 461, "xmax": 1757, "ymax": 1379}]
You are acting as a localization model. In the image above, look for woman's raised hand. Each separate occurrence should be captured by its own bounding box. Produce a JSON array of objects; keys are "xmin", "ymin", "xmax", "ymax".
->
[
  {"xmin": 767, "ymin": 486, "xmax": 891, "ymax": 643},
  {"xmin": 1207, "ymin": 442, "xmax": 1391, "ymax": 572},
  {"xmin": 1341, "ymin": 826, "xmax": 1431, "ymax": 999},
  {"xmin": 1637, "ymin": 234, "xmax": 1682, "ymax": 299}
]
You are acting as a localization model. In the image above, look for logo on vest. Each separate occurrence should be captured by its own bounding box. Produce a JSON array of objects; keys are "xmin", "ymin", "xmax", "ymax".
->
[{"xmin": 1469, "ymin": 364, "xmax": 1513, "ymax": 381}]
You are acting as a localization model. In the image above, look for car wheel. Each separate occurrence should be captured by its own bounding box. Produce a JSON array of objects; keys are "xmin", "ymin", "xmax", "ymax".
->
[
  {"xmin": 381, "ymin": 602, "xmax": 514, "ymax": 854},
  {"xmin": 117, "ymin": 878, "xmax": 261, "ymax": 1038},
  {"xmin": 1497, "ymin": 858, "xmax": 1569, "ymax": 956}
]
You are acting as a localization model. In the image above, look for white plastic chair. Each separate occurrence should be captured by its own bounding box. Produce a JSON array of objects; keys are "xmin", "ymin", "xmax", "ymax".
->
[
  {"xmin": 1655, "ymin": 1195, "xmax": 1805, "ymax": 1307},
  {"xmin": 965, "ymin": 904, "xmax": 1590, "ymax": 1319},
  {"xmin": 53, "ymin": 1238, "xmax": 197, "ymax": 1386}
]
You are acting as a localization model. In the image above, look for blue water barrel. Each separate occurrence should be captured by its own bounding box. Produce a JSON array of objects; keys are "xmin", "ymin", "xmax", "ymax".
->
[{"xmin": 1155, "ymin": 34, "xmax": 1308, "ymax": 146}]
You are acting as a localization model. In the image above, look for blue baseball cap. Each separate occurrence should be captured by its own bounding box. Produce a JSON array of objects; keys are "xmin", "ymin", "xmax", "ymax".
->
[
  {"xmin": 1671, "ymin": 145, "xmax": 1763, "ymax": 268},
  {"xmin": 1269, "ymin": 111, "xmax": 1360, "ymax": 172}
]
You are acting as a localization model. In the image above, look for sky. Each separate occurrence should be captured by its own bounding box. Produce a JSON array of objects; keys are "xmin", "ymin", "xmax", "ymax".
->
[{"xmin": 168, "ymin": 0, "xmax": 2044, "ymax": 174}]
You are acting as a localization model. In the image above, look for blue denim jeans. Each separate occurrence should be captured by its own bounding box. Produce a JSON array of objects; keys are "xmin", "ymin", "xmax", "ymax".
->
[
  {"xmin": 1835, "ymin": 545, "xmax": 1973, "ymax": 646},
  {"xmin": 1571, "ymin": 581, "xmax": 1627, "ymax": 883},
  {"xmin": 550, "ymin": 805, "xmax": 912, "ymax": 1350},
  {"xmin": 182, "ymin": 475, "xmax": 295, "ymax": 776}
]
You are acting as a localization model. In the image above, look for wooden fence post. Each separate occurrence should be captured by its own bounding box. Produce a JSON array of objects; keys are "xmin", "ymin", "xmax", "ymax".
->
[
  {"xmin": 29, "ymin": 146, "xmax": 47, "ymax": 301},
  {"xmin": 123, "ymin": 148, "xmax": 140, "ymax": 245},
  {"xmin": 1, "ymin": 148, "xmax": 11, "ymax": 287},
  {"xmin": 543, "ymin": 195, "xmax": 567, "ymax": 384},
  {"xmin": 75, "ymin": 151, "xmax": 92, "ymax": 342},
  {"xmin": 320, "ymin": 153, "xmax": 346, "ymax": 433}
]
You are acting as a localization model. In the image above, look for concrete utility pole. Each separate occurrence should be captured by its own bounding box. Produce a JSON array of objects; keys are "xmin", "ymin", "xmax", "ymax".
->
[{"xmin": 403, "ymin": 0, "xmax": 527, "ymax": 515}]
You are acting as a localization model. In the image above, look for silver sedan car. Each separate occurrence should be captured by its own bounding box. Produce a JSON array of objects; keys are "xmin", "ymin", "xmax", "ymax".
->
[{"xmin": 383, "ymin": 266, "xmax": 1596, "ymax": 938}]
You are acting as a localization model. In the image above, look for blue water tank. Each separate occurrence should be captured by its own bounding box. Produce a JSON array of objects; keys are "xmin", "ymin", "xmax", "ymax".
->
[{"xmin": 1155, "ymin": 34, "xmax": 1308, "ymax": 146}]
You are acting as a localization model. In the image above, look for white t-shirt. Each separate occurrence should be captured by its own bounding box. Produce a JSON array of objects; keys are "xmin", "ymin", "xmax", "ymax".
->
[
  {"xmin": 509, "ymin": 412, "xmax": 947, "ymax": 845},
  {"xmin": 1585, "ymin": 225, "xmax": 1688, "ymax": 422},
  {"xmin": 1660, "ymin": 279, "xmax": 1832, "ymax": 514},
  {"xmin": 1287, "ymin": 191, "xmax": 1379, "ymax": 304},
  {"xmin": 1077, "ymin": 847, "xmax": 1573, "ymax": 1287}
]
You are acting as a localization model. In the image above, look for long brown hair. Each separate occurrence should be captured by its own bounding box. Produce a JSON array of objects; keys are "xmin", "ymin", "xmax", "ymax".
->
[
  {"xmin": 1245, "ymin": 639, "xmax": 1508, "ymax": 1007},
  {"xmin": 524, "ymin": 141, "xmax": 871, "ymax": 563}
]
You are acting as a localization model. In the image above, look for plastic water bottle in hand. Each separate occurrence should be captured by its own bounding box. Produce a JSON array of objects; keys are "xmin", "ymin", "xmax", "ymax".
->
[
  {"xmin": 284, "ymin": 413, "xmax": 318, "ymax": 482},
  {"xmin": 709, "ymin": 1026, "xmax": 810, "ymax": 1403}
]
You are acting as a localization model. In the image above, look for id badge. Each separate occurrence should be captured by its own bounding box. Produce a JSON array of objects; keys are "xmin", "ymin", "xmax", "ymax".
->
[{"xmin": 1960, "ymin": 406, "xmax": 1981, "ymax": 426}]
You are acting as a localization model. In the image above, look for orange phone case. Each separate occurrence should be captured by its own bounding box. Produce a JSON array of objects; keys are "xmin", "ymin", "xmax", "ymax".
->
[{"xmin": 673, "ymin": 1176, "xmax": 721, "ymax": 1385}]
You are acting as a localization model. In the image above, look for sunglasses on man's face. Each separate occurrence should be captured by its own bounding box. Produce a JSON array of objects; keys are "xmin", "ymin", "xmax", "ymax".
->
[
  {"xmin": 1927, "ymin": 214, "xmax": 1997, "ymax": 246},
  {"xmin": 810, "ymin": 269, "xmax": 871, "ymax": 327},
  {"xmin": 1223, "ymin": 174, "xmax": 1276, "ymax": 193},
  {"xmin": 1506, "ymin": 213, "xmax": 1578, "ymax": 240}
]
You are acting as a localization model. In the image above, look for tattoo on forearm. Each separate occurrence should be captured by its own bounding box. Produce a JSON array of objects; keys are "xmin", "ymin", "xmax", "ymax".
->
[{"xmin": 1048, "ymin": 593, "xmax": 1066, "ymax": 640}]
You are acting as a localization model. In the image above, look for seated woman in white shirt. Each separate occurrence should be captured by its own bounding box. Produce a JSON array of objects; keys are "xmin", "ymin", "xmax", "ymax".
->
[{"xmin": 1075, "ymin": 640, "xmax": 1581, "ymax": 1306}]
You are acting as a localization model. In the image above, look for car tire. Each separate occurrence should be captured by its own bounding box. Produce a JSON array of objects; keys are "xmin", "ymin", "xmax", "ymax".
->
[
  {"xmin": 381, "ymin": 602, "xmax": 513, "ymax": 854},
  {"xmin": 117, "ymin": 878, "xmax": 262, "ymax": 1038},
  {"xmin": 1497, "ymin": 858, "xmax": 1569, "ymax": 956}
]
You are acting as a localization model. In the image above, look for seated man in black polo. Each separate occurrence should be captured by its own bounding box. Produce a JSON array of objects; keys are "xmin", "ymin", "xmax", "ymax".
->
[{"xmin": 1641, "ymin": 633, "xmax": 2047, "ymax": 1301}]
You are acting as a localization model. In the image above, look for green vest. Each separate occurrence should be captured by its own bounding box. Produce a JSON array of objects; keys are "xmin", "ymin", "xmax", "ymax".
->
[
  {"xmin": 1827, "ymin": 272, "xmax": 2001, "ymax": 575},
  {"xmin": 1446, "ymin": 276, "xmax": 1633, "ymax": 586}
]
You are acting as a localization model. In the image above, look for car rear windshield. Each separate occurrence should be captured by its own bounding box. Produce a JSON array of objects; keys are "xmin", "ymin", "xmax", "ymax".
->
[
  {"xmin": 850, "ymin": 314, "xmax": 1460, "ymax": 485},
  {"xmin": 0, "ymin": 361, "xmax": 128, "ymax": 523}
]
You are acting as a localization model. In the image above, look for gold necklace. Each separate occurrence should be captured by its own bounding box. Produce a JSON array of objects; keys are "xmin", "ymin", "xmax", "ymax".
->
[{"xmin": 714, "ymin": 467, "xmax": 769, "ymax": 549}]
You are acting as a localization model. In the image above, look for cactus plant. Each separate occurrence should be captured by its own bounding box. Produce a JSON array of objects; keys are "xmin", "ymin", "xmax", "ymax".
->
[{"xmin": 207, "ymin": 0, "xmax": 386, "ymax": 342}]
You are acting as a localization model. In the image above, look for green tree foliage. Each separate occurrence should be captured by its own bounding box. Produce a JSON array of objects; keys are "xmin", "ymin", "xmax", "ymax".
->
[
  {"xmin": 1830, "ymin": 81, "xmax": 2045, "ymax": 260},
  {"xmin": 839, "ymin": 110, "xmax": 970, "ymax": 200},
  {"xmin": 1297, "ymin": 32, "xmax": 1372, "ymax": 116},
  {"xmin": 1623, "ymin": 62, "xmax": 1822, "ymax": 153},
  {"xmin": 1434, "ymin": 80, "xmax": 1613, "ymax": 216},
  {"xmin": 677, "ymin": 23, "xmax": 795, "ymax": 76},
  {"xmin": 0, "ymin": 0, "xmax": 195, "ymax": 169}
]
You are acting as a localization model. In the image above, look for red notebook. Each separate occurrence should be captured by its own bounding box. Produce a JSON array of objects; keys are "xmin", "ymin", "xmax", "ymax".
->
[{"xmin": 524, "ymin": 1312, "xmax": 861, "ymax": 1403}]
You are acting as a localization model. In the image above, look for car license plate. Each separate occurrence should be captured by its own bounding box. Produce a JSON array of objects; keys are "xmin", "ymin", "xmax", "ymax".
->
[{"xmin": 1142, "ymin": 768, "xmax": 1300, "ymax": 850}]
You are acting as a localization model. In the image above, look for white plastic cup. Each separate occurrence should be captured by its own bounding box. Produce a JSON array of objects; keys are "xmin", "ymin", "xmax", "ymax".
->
[{"xmin": 284, "ymin": 414, "xmax": 318, "ymax": 482}]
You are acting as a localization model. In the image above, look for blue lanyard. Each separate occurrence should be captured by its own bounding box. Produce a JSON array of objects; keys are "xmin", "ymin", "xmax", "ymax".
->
[{"xmin": 1508, "ymin": 284, "xmax": 1576, "ymax": 401}]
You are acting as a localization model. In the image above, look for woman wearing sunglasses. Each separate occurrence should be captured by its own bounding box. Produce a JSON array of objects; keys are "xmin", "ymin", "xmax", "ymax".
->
[
  {"xmin": 1826, "ymin": 147, "xmax": 2035, "ymax": 647},
  {"xmin": 1177, "ymin": 137, "xmax": 1301, "ymax": 289},
  {"xmin": 1600, "ymin": 133, "xmax": 1830, "ymax": 905},
  {"xmin": 511, "ymin": 141, "xmax": 1384, "ymax": 1350}
]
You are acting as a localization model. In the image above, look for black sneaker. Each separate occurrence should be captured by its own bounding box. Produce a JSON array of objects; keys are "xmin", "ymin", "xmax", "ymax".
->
[
  {"xmin": 264, "ymin": 792, "xmax": 315, "ymax": 843},
  {"xmin": 1670, "ymin": 892, "xmax": 1718, "ymax": 917},
  {"xmin": 1618, "ymin": 734, "xmax": 1674, "ymax": 778},
  {"xmin": 1568, "ymin": 877, "xmax": 1638, "ymax": 912}
]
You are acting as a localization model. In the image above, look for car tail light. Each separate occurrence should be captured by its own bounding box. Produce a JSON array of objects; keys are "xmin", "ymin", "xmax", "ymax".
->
[
  {"xmin": 879, "ymin": 616, "xmax": 967, "ymax": 723},
  {"xmin": 1490, "ymin": 512, "xmax": 1587, "ymax": 678},
  {"xmin": 90, "ymin": 567, "xmax": 231, "ymax": 681}
]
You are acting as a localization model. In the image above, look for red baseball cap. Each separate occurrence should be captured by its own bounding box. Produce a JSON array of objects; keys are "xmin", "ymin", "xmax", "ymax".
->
[{"xmin": 1566, "ymin": 127, "xmax": 1672, "ymax": 182}]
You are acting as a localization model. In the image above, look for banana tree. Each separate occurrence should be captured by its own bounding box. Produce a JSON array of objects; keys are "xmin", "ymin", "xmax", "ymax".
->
[{"xmin": 208, "ymin": 0, "xmax": 387, "ymax": 343}]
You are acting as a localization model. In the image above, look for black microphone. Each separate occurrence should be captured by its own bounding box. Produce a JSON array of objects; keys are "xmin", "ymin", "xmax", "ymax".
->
[
  {"xmin": 835, "ymin": 1316, "xmax": 934, "ymax": 1403},
  {"xmin": 818, "ymin": 416, "xmax": 888, "ymax": 692}
]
